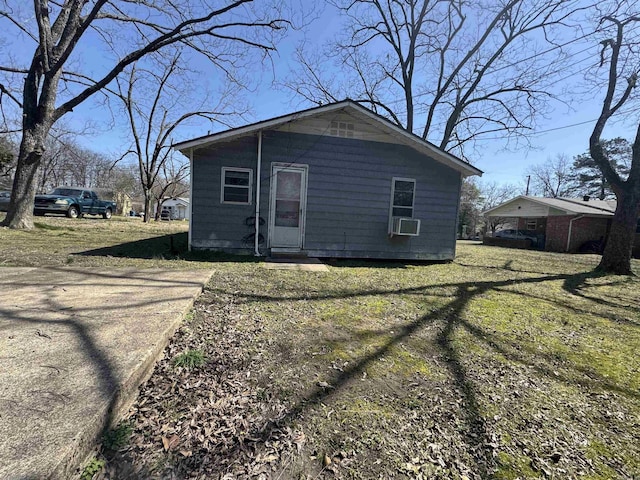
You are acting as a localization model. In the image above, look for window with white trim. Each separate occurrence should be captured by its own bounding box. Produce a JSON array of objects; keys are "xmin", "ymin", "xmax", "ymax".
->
[
  {"xmin": 526, "ymin": 219, "xmax": 537, "ymax": 230},
  {"xmin": 221, "ymin": 167, "xmax": 253, "ymax": 205},
  {"xmin": 330, "ymin": 121, "xmax": 355, "ymax": 138},
  {"xmin": 390, "ymin": 177, "xmax": 416, "ymax": 217}
]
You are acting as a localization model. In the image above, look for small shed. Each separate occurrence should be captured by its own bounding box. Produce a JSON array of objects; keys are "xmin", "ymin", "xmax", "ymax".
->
[
  {"xmin": 155, "ymin": 197, "xmax": 190, "ymax": 220},
  {"xmin": 174, "ymin": 100, "xmax": 482, "ymax": 260}
]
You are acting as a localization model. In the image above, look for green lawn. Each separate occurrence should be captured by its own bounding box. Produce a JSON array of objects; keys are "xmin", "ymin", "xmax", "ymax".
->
[{"xmin": 1, "ymin": 215, "xmax": 639, "ymax": 479}]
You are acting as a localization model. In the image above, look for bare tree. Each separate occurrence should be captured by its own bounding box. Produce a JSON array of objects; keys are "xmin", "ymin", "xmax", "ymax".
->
[
  {"xmin": 151, "ymin": 156, "xmax": 190, "ymax": 220},
  {"xmin": 480, "ymin": 180, "xmax": 519, "ymax": 233},
  {"xmin": 588, "ymin": 13, "xmax": 640, "ymax": 275},
  {"xmin": 526, "ymin": 154, "xmax": 579, "ymax": 197},
  {"xmin": 286, "ymin": 0, "xmax": 587, "ymax": 156},
  {"xmin": 116, "ymin": 51, "xmax": 240, "ymax": 222},
  {"xmin": 458, "ymin": 177, "xmax": 481, "ymax": 238},
  {"xmin": 0, "ymin": 0, "xmax": 288, "ymax": 229}
]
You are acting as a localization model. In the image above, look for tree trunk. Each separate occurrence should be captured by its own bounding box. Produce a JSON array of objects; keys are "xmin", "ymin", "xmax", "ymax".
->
[
  {"xmin": 1, "ymin": 130, "xmax": 46, "ymax": 229},
  {"xmin": 598, "ymin": 191, "xmax": 639, "ymax": 275},
  {"xmin": 143, "ymin": 189, "xmax": 152, "ymax": 223}
]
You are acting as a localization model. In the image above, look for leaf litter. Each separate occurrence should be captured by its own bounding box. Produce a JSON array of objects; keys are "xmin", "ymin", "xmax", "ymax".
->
[
  {"xmin": 98, "ymin": 251, "xmax": 640, "ymax": 480},
  {"xmin": 100, "ymin": 291, "xmax": 302, "ymax": 479}
]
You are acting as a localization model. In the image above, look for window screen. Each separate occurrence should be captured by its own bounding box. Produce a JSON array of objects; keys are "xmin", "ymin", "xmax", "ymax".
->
[
  {"xmin": 221, "ymin": 168, "xmax": 252, "ymax": 204},
  {"xmin": 391, "ymin": 178, "xmax": 416, "ymax": 217}
]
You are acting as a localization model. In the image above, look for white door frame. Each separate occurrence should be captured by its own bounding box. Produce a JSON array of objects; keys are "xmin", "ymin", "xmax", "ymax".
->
[{"xmin": 268, "ymin": 163, "xmax": 309, "ymax": 250}]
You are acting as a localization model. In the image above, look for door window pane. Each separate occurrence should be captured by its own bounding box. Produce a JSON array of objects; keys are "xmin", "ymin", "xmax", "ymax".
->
[
  {"xmin": 275, "ymin": 200, "xmax": 300, "ymax": 227},
  {"xmin": 276, "ymin": 171, "xmax": 301, "ymax": 200},
  {"xmin": 275, "ymin": 170, "xmax": 302, "ymax": 227}
]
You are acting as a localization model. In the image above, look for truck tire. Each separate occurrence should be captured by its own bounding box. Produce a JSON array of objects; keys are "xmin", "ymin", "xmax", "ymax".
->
[
  {"xmin": 67, "ymin": 205, "xmax": 80, "ymax": 218},
  {"xmin": 102, "ymin": 208, "xmax": 112, "ymax": 219}
]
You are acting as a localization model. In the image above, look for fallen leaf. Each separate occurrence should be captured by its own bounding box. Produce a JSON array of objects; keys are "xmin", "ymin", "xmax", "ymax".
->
[{"xmin": 161, "ymin": 435, "xmax": 180, "ymax": 451}]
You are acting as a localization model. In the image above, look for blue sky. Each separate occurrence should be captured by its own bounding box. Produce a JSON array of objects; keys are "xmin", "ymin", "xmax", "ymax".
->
[{"xmin": 1, "ymin": 2, "xmax": 636, "ymax": 189}]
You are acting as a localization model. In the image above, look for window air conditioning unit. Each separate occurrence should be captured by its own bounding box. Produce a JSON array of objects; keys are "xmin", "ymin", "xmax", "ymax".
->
[{"xmin": 390, "ymin": 217, "xmax": 421, "ymax": 236}]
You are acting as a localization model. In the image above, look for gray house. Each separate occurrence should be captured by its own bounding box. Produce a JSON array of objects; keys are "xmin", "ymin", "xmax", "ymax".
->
[{"xmin": 174, "ymin": 100, "xmax": 482, "ymax": 260}]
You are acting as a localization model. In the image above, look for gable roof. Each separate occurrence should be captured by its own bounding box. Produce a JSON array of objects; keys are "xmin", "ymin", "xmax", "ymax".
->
[
  {"xmin": 162, "ymin": 197, "xmax": 190, "ymax": 205},
  {"xmin": 484, "ymin": 195, "xmax": 617, "ymax": 217},
  {"xmin": 173, "ymin": 100, "xmax": 482, "ymax": 177}
]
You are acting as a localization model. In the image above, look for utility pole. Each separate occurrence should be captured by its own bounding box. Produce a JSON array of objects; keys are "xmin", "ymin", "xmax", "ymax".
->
[{"xmin": 525, "ymin": 175, "xmax": 531, "ymax": 195}]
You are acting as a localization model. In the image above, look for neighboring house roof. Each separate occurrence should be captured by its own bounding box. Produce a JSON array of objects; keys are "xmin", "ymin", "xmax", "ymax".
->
[
  {"xmin": 161, "ymin": 197, "xmax": 189, "ymax": 205},
  {"xmin": 484, "ymin": 195, "xmax": 617, "ymax": 217},
  {"xmin": 173, "ymin": 99, "xmax": 482, "ymax": 177}
]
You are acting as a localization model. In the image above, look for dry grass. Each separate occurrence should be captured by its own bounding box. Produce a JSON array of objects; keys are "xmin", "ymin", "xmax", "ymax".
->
[
  {"xmin": 0, "ymin": 214, "xmax": 209, "ymax": 269},
  {"xmin": 2, "ymin": 215, "xmax": 638, "ymax": 479}
]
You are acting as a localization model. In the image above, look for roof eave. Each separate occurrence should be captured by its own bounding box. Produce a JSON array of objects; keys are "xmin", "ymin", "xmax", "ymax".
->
[
  {"xmin": 173, "ymin": 101, "xmax": 354, "ymax": 152},
  {"xmin": 483, "ymin": 195, "xmax": 615, "ymax": 216},
  {"xmin": 173, "ymin": 100, "xmax": 482, "ymax": 177}
]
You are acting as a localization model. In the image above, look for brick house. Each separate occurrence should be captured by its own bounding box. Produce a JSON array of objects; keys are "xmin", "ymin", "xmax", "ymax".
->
[{"xmin": 483, "ymin": 195, "xmax": 640, "ymax": 255}]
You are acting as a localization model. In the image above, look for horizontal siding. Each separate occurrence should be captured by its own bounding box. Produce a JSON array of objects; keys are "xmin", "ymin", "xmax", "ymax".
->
[
  {"xmin": 191, "ymin": 129, "xmax": 463, "ymax": 259},
  {"xmin": 191, "ymin": 136, "xmax": 258, "ymax": 247},
  {"xmin": 262, "ymin": 130, "xmax": 460, "ymax": 257}
]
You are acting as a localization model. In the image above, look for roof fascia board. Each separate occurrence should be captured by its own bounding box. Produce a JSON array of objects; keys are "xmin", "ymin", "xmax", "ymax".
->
[
  {"xmin": 174, "ymin": 100, "xmax": 481, "ymax": 177},
  {"xmin": 174, "ymin": 101, "xmax": 351, "ymax": 151},
  {"xmin": 483, "ymin": 195, "xmax": 614, "ymax": 216},
  {"xmin": 346, "ymin": 103, "xmax": 481, "ymax": 176},
  {"xmin": 482, "ymin": 195, "xmax": 529, "ymax": 215},
  {"xmin": 526, "ymin": 196, "xmax": 615, "ymax": 215}
]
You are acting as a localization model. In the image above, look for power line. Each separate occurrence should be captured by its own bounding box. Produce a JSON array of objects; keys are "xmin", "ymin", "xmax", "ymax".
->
[
  {"xmin": 379, "ymin": 28, "xmax": 604, "ymax": 108},
  {"xmin": 471, "ymin": 106, "xmax": 638, "ymax": 141}
]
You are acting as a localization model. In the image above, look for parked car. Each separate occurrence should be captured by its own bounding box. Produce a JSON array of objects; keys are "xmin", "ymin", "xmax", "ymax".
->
[
  {"xmin": 34, "ymin": 187, "xmax": 117, "ymax": 219},
  {"xmin": 0, "ymin": 191, "xmax": 10, "ymax": 212},
  {"xmin": 160, "ymin": 209, "xmax": 171, "ymax": 221},
  {"xmin": 494, "ymin": 229, "xmax": 540, "ymax": 246}
]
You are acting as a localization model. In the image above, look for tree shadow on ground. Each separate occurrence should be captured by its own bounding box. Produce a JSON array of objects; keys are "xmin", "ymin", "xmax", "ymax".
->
[
  {"xmin": 171, "ymin": 263, "xmax": 637, "ymax": 478},
  {"xmin": 77, "ymin": 232, "xmax": 260, "ymax": 263},
  {"xmin": 326, "ymin": 258, "xmax": 451, "ymax": 269}
]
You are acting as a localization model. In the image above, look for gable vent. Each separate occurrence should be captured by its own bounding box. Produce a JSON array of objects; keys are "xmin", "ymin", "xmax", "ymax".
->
[{"xmin": 330, "ymin": 120, "xmax": 355, "ymax": 138}]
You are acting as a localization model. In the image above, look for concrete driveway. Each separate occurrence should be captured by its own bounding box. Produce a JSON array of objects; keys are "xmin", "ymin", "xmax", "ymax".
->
[{"xmin": 0, "ymin": 267, "xmax": 212, "ymax": 479}]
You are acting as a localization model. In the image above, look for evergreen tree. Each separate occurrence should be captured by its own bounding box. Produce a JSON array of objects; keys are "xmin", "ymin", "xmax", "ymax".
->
[{"xmin": 572, "ymin": 138, "xmax": 631, "ymax": 199}]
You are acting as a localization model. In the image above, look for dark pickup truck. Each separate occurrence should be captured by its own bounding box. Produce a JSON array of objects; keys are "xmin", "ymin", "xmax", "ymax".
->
[{"xmin": 34, "ymin": 187, "xmax": 116, "ymax": 219}]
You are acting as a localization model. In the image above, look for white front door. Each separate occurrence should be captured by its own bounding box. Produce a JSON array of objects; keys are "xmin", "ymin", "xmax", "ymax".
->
[{"xmin": 269, "ymin": 164, "xmax": 308, "ymax": 249}]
